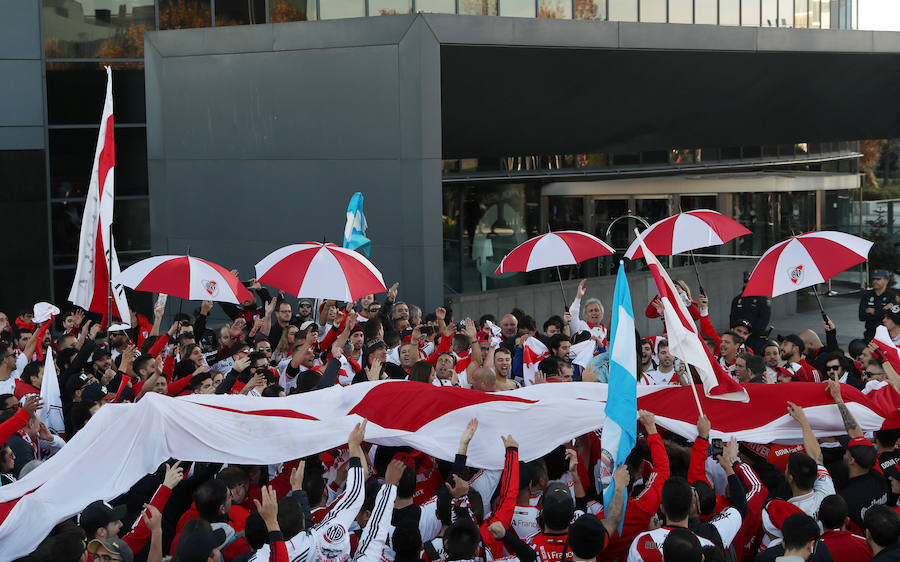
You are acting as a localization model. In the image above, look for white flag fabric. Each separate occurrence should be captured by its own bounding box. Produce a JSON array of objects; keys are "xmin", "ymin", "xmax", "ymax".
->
[
  {"xmin": 0, "ymin": 380, "xmax": 891, "ymax": 560},
  {"xmin": 67, "ymin": 66, "xmax": 131, "ymax": 326},
  {"xmin": 38, "ymin": 348, "xmax": 65, "ymax": 435},
  {"xmin": 522, "ymin": 336, "xmax": 549, "ymax": 385}
]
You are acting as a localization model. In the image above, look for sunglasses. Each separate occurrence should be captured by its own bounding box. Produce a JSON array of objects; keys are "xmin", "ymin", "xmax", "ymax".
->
[
  {"xmin": 299, "ymin": 303, "xmax": 312, "ymax": 308},
  {"xmin": 826, "ymin": 365, "xmax": 841, "ymax": 371}
]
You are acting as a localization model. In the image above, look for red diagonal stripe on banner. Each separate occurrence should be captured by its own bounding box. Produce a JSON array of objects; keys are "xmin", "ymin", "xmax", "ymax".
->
[
  {"xmin": 349, "ymin": 383, "xmax": 536, "ymax": 432},
  {"xmin": 194, "ymin": 403, "xmax": 319, "ymax": 421}
]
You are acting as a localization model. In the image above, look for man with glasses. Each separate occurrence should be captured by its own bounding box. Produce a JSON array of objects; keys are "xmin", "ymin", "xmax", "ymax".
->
[
  {"xmin": 296, "ymin": 300, "xmax": 313, "ymax": 323},
  {"xmin": 267, "ymin": 301, "xmax": 296, "ymax": 353},
  {"xmin": 0, "ymin": 341, "xmax": 18, "ymax": 395},
  {"xmin": 822, "ymin": 352, "xmax": 863, "ymax": 390}
]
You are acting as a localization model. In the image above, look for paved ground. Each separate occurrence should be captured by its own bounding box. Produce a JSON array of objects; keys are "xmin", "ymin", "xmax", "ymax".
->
[{"xmin": 772, "ymin": 290, "xmax": 864, "ymax": 349}]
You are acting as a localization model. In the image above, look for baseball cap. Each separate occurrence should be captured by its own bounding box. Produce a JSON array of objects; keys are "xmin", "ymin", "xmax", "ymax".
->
[
  {"xmin": 176, "ymin": 528, "xmax": 228, "ymax": 562},
  {"xmin": 873, "ymin": 269, "xmax": 891, "ymax": 279},
  {"xmin": 300, "ymin": 320, "xmax": 316, "ymax": 332},
  {"xmin": 844, "ymin": 436, "xmax": 877, "ymax": 469},
  {"xmin": 541, "ymin": 482, "xmax": 575, "ymax": 529},
  {"xmin": 316, "ymin": 523, "xmax": 352, "ymax": 562},
  {"xmin": 229, "ymin": 341, "xmax": 251, "ymax": 356},
  {"xmin": 568, "ymin": 514, "xmax": 609, "ymax": 558},
  {"xmin": 87, "ymin": 537, "xmax": 134, "ymax": 562},
  {"xmin": 734, "ymin": 319, "xmax": 753, "ymax": 331},
  {"xmin": 780, "ymin": 334, "xmax": 805, "ymax": 350},
  {"xmin": 885, "ymin": 305, "xmax": 900, "ymax": 325},
  {"xmin": 81, "ymin": 383, "xmax": 115, "ymax": 403},
  {"xmin": 79, "ymin": 500, "xmax": 127, "ymax": 534}
]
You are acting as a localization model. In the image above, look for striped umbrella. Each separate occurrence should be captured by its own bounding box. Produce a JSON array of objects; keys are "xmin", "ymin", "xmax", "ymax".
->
[{"xmin": 116, "ymin": 255, "xmax": 253, "ymax": 304}]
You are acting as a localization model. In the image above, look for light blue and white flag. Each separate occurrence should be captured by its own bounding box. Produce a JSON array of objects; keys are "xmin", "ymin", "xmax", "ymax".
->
[
  {"xmin": 343, "ymin": 192, "xmax": 371, "ymax": 257},
  {"xmin": 600, "ymin": 261, "xmax": 638, "ymax": 533}
]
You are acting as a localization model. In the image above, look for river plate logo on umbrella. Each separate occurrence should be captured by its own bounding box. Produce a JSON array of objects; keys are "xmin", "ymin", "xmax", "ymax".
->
[
  {"xmin": 788, "ymin": 265, "xmax": 804, "ymax": 284},
  {"xmin": 203, "ymin": 280, "xmax": 219, "ymax": 297}
]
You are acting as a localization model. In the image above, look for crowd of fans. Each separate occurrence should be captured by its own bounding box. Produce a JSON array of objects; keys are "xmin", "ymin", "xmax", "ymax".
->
[{"xmin": 2, "ymin": 269, "xmax": 900, "ymax": 562}]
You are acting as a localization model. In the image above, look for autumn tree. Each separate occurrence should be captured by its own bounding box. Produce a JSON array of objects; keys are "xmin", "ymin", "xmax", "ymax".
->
[{"xmin": 860, "ymin": 139, "xmax": 886, "ymax": 188}]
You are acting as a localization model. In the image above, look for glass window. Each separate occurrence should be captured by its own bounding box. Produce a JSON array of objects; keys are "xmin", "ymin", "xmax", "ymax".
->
[
  {"xmin": 216, "ymin": 0, "xmax": 266, "ymax": 24},
  {"xmin": 500, "ymin": 0, "xmax": 536, "ymax": 17},
  {"xmin": 549, "ymin": 197, "xmax": 584, "ymax": 231},
  {"xmin": 762, "ymin": 0, "xmax": 777, "ymax": 25},
  {"xmin": 460, "ymin": 0, "xmax": 498, "ymax": 15},
  {"xmin": 821, "ymin": 0, "xmax": 831, "ymax": 28},
  {"xmin": 49, "ymin": 128, "xmax": 148, "ymax": 199},
  {"xmin": 269, "ymin": 0, "xmax": 317, "ymax": 21},
  {"xmin": 809, "ymin": 0, "xmax": 820, "ymax": 27},
  {"xmin": 742, "ymin": 0, "xmax": 760, "ymax": 25},
  {"xmin": 540, "ymin": 0, "xmax": 572, "ymax": 18},
  {"xmin": 778, "ymin": 0, "xmax": 793, "ymax": 26},
  {"xmin": 44, "ymin": 0, "xmax": 155, "ymax": 58},
  {"xmin": 159, "ymin": 0, "xmax": 213, "ymax": 29},
  {"xmin": 320, "ymin": 0, "xmax": 365, "ymax": 18},
  {"xmin": 794, "ymin": 0, "xmax": 808, "ymax": 27},
  {"xmin": 680, "ymin": 195, "xmax": 717, "ymax": 212},
  {"xmin": 720, "ymin": 0, "xmax": 739, "ymax": 25},
  {"xmin": 695, "ymin": 0, "xmax": 717, "ymax": 24},
  {"xmin": 51, "ymin": 199, "xmax": 150, "ymax": 266},
  {"xmin": 669, "ymin": 0, "xmax": 692, "ymax": 23},
  {"xmin": 574, "ymin": 0, "xmax": 605, "ymax": 19},
  {"xmin": 608, "ymin": 0, "xmax": 637, "ymax": 21},
  {"xmin": 416, "ymin": 0, "xmax": 456, "ymax": 12},
  {"xmin": 370, "ymin": 0, "xmax": 412, "ymax": 15},
  {"xmin": 593, "ymin": 199, "xmax": 631, "ymax": 276},
  {"xmin": 46, "ymin": 63, "xmax": 146, "ymax": 125},
  {"xmin": 639, "ymin": 0, "xmax": 665, "ymax": 22}
]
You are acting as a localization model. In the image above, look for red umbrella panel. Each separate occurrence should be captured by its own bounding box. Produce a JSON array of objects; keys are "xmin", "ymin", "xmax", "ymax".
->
[{"xmin": 494, "ymin": 230, "xmax": 615, "ymax": 274}]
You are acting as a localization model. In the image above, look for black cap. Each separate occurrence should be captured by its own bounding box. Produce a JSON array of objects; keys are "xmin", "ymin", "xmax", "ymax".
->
[
  {"xmin": 81, "ymin": 383, "xmax": 114, "ymax": 403},
  {"xmin": 92, "ymin": 348, "xmax": 112, "ymax": 360},
  {"xmin": 78, "ymin": 500, "xmax": 127, "ymax": 534},
  {"xmin": 229, "ymin": 341, "xmax": 251, "ymax": 356},
  {"xmin": 885, "ymin": 305, "xmax": 900, "ymax": 325},
  {"xmin": 781, "ymin": 334, "xmax": 805, "ymax": 350},
  {"xmin": 568, "ymin": 514, "xmax": 609, "ymax": 558},
  {"xmin": 541, "ymin": 482, "xmax": 575, "ymax": 529},
  {"xmin": 176, "ymin": 528, "xmax": 227, "ymax": 562}
]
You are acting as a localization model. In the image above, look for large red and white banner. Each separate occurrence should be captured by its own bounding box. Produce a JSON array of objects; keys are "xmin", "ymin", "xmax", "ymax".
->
[
  {"xmin": 67, "ymin": 66, "xmax": 130, "ymax": 326},
  {"xmin": 0, "ymin": 380, "xmax": 893, "ymax": 559}
]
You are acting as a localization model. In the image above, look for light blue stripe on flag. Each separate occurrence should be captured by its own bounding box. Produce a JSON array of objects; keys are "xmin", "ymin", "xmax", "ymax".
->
[
  {"xmin": 343, "ymin": 192, "xmax": 371, "ymax": 257},
  {"xmin": 601, "ymin": 261, "xmax": 638, "ymax": 534}
]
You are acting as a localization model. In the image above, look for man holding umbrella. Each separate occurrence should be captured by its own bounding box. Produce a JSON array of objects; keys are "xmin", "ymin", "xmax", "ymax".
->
[{"xmin": 860, "ymin": 269, "xmax": 900, "ymax": 341}]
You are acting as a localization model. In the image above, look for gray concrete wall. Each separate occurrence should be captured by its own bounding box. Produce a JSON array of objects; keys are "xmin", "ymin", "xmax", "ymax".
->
[
  {"xmin": 144, "ymin": 16, "xmax": 444, "ymax": 310},
  {"xmin": 449, "ymin": 260, "xmax": 797, "ymax": 337}
]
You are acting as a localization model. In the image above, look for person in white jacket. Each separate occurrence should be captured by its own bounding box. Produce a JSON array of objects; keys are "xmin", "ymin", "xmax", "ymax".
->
[
  {"xmin": 354, "ymin": 459, "xmax": 406, "ymax": 562},
  {"xmin": 248, "ymin": 421, "xmax": 369, "ymax": 562}
]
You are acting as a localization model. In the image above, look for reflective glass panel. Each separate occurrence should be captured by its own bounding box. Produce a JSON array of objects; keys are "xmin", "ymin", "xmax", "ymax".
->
[
  {"xmin": 46, "ymin": 63, "xmax": 146, "ymax": 125},
  {"xmin": 269, "ymin": 0, "xmax": 317, "ymax": 21},
  {"xmin": 500, "ymin": 0, "xmax": 536, "ymax": 17},
  {"xmin": 320, "ymin": 0, "xmax": 365, "ymax": 18},
  {"xmin": 216, "ymin": 0, "xmax": 266, "ymax": 24},
  {"xmin": 794, "ymin": 0, "xmax": 808, "ymax": 27},
  {"xmin": 549, "ymin": 197, "xmax": 584, "ymax": 231},
  {"xmin": 762, "ymin": 0, "xmax": 777, "ymax": 26},
  {"xmin": 669, "ymin": 0, "xmax": 692, "ymax": 23},
  {"xmin": 574, "ymin": 0, "xmax": 605, "ymax": 19},
  {"xmin": 460, "ymin": 0, "xmax": 498, "ymax": 14},
  {"xmin": 540, "ymin": 0, "xmax": 572, "ymax": 18},
  {"xmin": 608, "ymin": 0, "xmax": 637, "ymax": 21},
  {"xmin": 415, "ymin": 0, "xmax": 456, "ymax": 12},
  {"xmin": 810, "ymin": 0, "xmax": 821, "ymax": 27},
  {"xmin": 821, "ymin": 0, "xmax": 830, "ymax": 27},
  {"xmin": 370, "ymin": 0, "xmax": 412, "ymax": 14},
  {"xmin": 720, "ymin": 0, "xmax": 739, "ymax": 25},
  {"xmin": 44, "ymin": 0, "xmax": 155, "ymax": 58},
  {"xmin": 778, "ymin": 0, "xmax": 793, "ymax": 26},
  {"xmin": 695, "ymin": 0, "xmax": 717, "ymax": 24},
  {"xmin": 742, "ymin": 0, "xmax": 760, "ymax": 25},
  {"xmin": 49, "ymin": 127, "xmax": 148, "ymax": 198},
  {"xmin": 639, "ymin": 0, "xmax": 666, "ymax": 22},
  {"xmin": 159, "ymin": 0, "xmax": 213, "ymax": 30}
]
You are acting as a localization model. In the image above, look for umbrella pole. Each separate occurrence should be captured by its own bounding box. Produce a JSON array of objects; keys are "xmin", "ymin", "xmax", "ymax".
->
[
  {"xmin": 812, "ymin": 285, "xmax": 830, "ymax": 324},
  {"xmin": 556, "ymin": 266, "xmax": 568, "ymax": 312},
  {"xmin": 689, "ymin": 250, "xmax": 705, "ymax": 297}
]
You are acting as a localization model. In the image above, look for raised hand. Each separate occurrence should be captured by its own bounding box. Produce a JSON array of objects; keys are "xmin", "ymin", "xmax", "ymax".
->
[
  {"xmin": 582, "ymin": 363, "xmax": 598, "ymax": 383},
  {"xmin": 787, "ymin": 401, "xmax": 808, "ymax": 425},
  {"xmin": 348, "ymin": 420, "xmax": 367, "ymax": 449},
  {"xmin": 565, "ymin": 448, "xmax": 579, "ymax": 473},
  {"xmin": 697, "ymin": 415, "xmax": 711, "ymax": 439},
  {"xmin": 501, "ymin": 434, "xmax": 519, "ymax": 449},
  {"xmin": 384, "ymin": 459, "xmax": 406, "ymax": 486},
  {"xmin": 141, "ymin": 504, "xmax": 162, "ymax": 533},
  {"xmin": 435, "ymin": 307, "xmax": 446, "ymax": 321},
  {"xmin": 388, "ymin": 282, "xmax": 399, "ymax": 301},
  {"xmin": 613, "ymin": 464, "xmax": 630, "ymax": 488},
  {"xmin": 22, "ymin": 395, "xmax": 42, "ymax": 415},
  {"xmin": 533, "ymin": 371, "xmax": 547, "ymax": 385},
  {"xmin": 460, "ymin": 418, "xmax": 478, "ymax": 447},
  {"xmin": 201, "ymin": 300, "xmax": 213, "ymax": 316},
  {"xmin": 464, "ymin": 318, "xmax": 477, "ymax": 340},
  {"xmin": 253, "ymin": 485, "xmax": 280, "ymax": 531},
  {"xmin": 163, "ymin": 461, "xmax": 184, "ymax": 489},
  {"xmin": 445, "ymin": 474, "xmax": 469, "ymax": 498},
  {"xmin": 638, "ymin": 410, "xmax": 657, "ymax": 434},
  {"xmin": 576, "ymin": 279, "xmax": 586, "ymax": 299},
  {"xmin": 366, "ymin": 358, "xmax": 382, "ymax": 382},
  {"xmin": 265, "ymin": 297, "xmax": 277, "ymax": 317},
  {"xmin": 826, "ymin": 379, "xmax": 844, "ymax": 404},
  {"xmin": 290, "ymin": 460, "xmax": 306, "ymax": 491}
]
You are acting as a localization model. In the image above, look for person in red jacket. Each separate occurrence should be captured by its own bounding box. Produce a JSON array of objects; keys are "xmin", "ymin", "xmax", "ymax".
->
[
  {"xmin": 601, "ymin": 411, "xmax": 669, "ymax": 562},
  {"xmin": 817, "ymin": 494, "xmax": 873, "ymax": 559}
]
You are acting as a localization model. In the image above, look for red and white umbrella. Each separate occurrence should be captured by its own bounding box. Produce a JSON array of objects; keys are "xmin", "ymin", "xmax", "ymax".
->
[
  {"xmin": 115, "ymin": 255, "xmax": 253, "ymax": 304},
  {"xmin": 255, "ymin": 242, "xmax": 386, "ymax": 301},
  {"xmin": 743, "ymin": 231, "xmax": 873, "ymax": 298},
  {"xmin": 624, "ymin": 210, "xmax": 751, "ymax": 260},
  {"xmin": 493, "ymin": 230, "xmax": 614, "ymax": 274}
]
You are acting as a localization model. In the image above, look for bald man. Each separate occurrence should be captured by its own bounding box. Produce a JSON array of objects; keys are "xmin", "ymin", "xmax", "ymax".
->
[
  {"xmin": 471, "ymin": 367, "xmax": 498, "ymax": 392},
  {"xmin": 499, "ymin": 314, "xmax": 518, "ymax": 355}
]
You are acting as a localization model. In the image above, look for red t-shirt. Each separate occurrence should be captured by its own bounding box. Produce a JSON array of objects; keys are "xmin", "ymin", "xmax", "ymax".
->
[{"xmin": 821, "ymin": 529, "xmax": 872, "ymax": 560}]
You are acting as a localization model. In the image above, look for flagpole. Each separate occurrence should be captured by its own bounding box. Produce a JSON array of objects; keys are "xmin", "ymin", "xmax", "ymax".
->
[
  {"xmin": 108, "ymin": 221, "xmax": 113, "ymax": 328},
  {"xmin": 683, "ymin": 364, "xmax": 706, "ymax": 418}
]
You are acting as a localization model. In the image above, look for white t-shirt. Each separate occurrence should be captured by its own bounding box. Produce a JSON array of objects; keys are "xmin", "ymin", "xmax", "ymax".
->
[
  {"xmin": 789, "ymin": 465, "xmax": 835, "ymax": 517},
  {"xmin": 510, "ymin": 504, "xmax": 540, "ymax": 539},
  {"xmin": 628, "ymin": 527, "xmax": 714, "ymax": 562}
]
